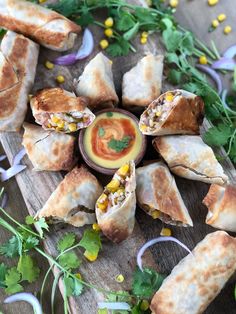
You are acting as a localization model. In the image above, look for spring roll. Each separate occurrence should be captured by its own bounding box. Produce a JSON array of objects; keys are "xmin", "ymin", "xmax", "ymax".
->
[
  {"xmin": 37, "ymin": 166, "xmax": 103, "ymax": 227},
  {"xmin": 30, "ymin": 87, "xmax": 95, "ymax": 133},
  {"xmin": 136, "ymin": 162, "xmax": 193, "ymax": 226},
  {"xmin": 96, "ymin": 161, "xmax": 136, "ymax": 243},
  {"xmin": 22, "ymin": 123, "xmax": 77, "ymax": 171},
  {"xmin": 151, "ymin": 231, "xmax": 236, "ymax": 314},
  {"xmin": 153, "ymin": 135, "xmax": 228, "ymax": 185},
  {"xmin": 0, "ymin": 31, "xmax": 39, "ymax": 131},
  {"xmin": 122, "ymin": 54, "xmax": 164, "ymax": 111},
  {"xmin": 203, "ymin": 184, "xmax": 236, "ymax": 232},
  {"xmin": 0, "ymin": 0, "xmax": 81, "ymax": 51},
  {"xmin": 74, "ymin": 52, "xmax": 119, "ymax": 110},
  {"xmin": 139, "ymin": 90, "xmax": 204, "ymax": 135}
]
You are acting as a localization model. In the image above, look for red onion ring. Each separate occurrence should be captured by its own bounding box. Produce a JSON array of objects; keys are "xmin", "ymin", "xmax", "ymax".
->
[
  {"xmin": 13, "ymin": 148, "xmax": 26, "ymax": 165},
  {"xmin": 54, "ymin": 28, "xmax": 94, "ymax": 66},
  {"xmin": 4, "ymin": 293, "xmax": 42, "ymax": 314},
  {"xmin": 223, "ymin": 45, "xmax": 236, "ymax": 58},
  {"xmin": 196, "ymin": 64, "xmax": 223, "ymax": 94},
  {"xmin": 0, "ymin": 155, "xmax": 6, "ymax": 162},
  {"xmin": 98, "ymin": 302, "xmax": 131, "ymax": 310},
  {"xmin": 0, "ymin": 165, "xmax": 26, "ymax": 182},
  {"xmin": 212, "ymin": 58, "xmax": 236, "ymax": 71},
  {"xmin": 221, "ymin": 89, "xmax": 236, "ymax": 114},
  {"xmin": 137, "ymin": 236, "xmax": 192, "ymax": 271}
]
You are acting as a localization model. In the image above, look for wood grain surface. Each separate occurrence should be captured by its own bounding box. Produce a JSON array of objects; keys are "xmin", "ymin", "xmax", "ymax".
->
[{"xmin": 1, "ymin": 1, "xmax": 236, "ymax": 314}]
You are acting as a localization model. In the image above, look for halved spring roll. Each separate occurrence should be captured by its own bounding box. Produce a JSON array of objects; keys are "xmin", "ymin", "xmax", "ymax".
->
[
  {"xmin": 0, "ymin": 31, "xmax": 39, "ymax": 131},
  {"xmin": 122, "ymin": 54, "xmax": 163, "ymax": 111},
  {"xmin": 22, "ymin": 123, "xmax": 77, "ymax": 171},
  {"xmin": 203, "ymin": 184, "xmax": 236, "ymax": 232},
  {"xmin": 136, "ymin": 162, "xmax": 193, "ymax": 226},
  {"xmin": 30, "ymin": 88, "xmax": 95, "ymax": 133},
  {"xmin": 96, "ymin": 161, "xmax": 136, "ymax": 243},
  {"xmin": 36, "ymin": 166, "xmax": 103, "ymax": 227},
  {"xmin": 139, "ymin": 90, "xmax": 204, "ymax": 135},
  {"xmin": 0, "ymin": 0, "xmax": 81, "ymax": 51},
  {"xmin": 74, "ymin": 52, "xmax": 119, "ymax": 110},
  {"xmin": 151, "ymin": 231, "xmax": 236, "ymax": 314},
  {"xmin": 153, "ymin": 135, "xmax": 228, "ymax": 185}
]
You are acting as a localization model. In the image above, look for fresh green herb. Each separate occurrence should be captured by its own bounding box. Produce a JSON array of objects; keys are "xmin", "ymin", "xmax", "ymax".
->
[
  {"xmin": 58, "ymin": 252, "xmax": 81, "ymax": 270},
  {"xmin": 106, "ymin": 112, "xmax": 113, "ymax": 117},
  {"xmin": 0, "ymin": 263, "xmax": 7, "ymax": 288},
  {"xmin": 5, "ymin": 267, "xmax": 23, "ymax": 294},
  {"xmin": 108, "ymin": 136, "xmax": 131, "ymax": 153},
  {"xmin": 132, "ymin": 267, "xmax": 165, "ymax": 298},
  {"xmin": 17, "ymin": 254, "xmax": 40, "ymax": 283},
  {"xmin": 57, "ymin": 233, "xmax": 76, "ymax": 252},
  {"xmin": 63, "ymin": 275, "xmax": 83, "ymax": 297},
  {"xmin": 0, "ymin": 236, "xmax": 20, "ymax": 258},
  {"xmin": 98, "ymin": 127, "xmax": 105, "ymax": 137},
  {"xmin": 0, "ymin": 29, "xmax": 6, "ymax": 37},
  {"xmin": 78, "ymin": 229, "xmax": 102, "ymax": 256},
  {"xmin": 203, "ymin": 124, "xmax": 233, "ymax": 147}
]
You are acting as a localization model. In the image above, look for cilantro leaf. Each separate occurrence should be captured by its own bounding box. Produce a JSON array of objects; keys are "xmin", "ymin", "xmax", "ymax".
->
[
  {"xmin": 34, "ymin": 217, "xmax": 49, "ymax": 238},
  {"xmin": 162, "ymin": 29, "xmax": 182, "ymax": 52},
  {"xmin": 17, "ymin": 254, "xmax": 40, "ymax": 283},
  {"xmin": 0, "ymin": 29, "xmax": 6, "ymax": 37},
  {"xmin": 116, "ymin": 11, "xmax": 136, "ymax": 31},
  {"xmin": 203, "ymin": 124, "xmax": 232, "ymax": 147},
  {"xmin": 24, "ymin": 235, "xmax": 39, "ymax": 251},
  {"xmin": 132, "ymin": 267, "xmax": 165, "ymax": 298},
  {"xmin": 0, "ymin": 235, "xmax": 20, "ymax": 258},
  {"xmin": 78, "ymin": 229, "xmax": 102, "ymax": 256},
  {"xmin": 5, "ymin": 267, "xmax": 23, "ymax": 294},
  {"xmin": 63, "ymin": 276, "xmax": 83, "ymax": 297},
  {"xmin": 48, "ymin": 0, "xmax": 80, "ymax": 17},
  {"xmin": 58, "ymin": 252, "xmax": 81, "ymax": 270},
  {"xmin": 74, "ymin": 8, "xmax": 94, "ymax": 26},
  {"xmin": 106, "ymin": 38, "xmax": 130, "ymax": 57},
  {"xmin": 25, "ymin": 215, "xmax": 34, "ymax": 225},
  {"xmin": 98, "ymin": 127, "xmax": 105, "ymax": 138},
  {"xmin": 57, "ymin": 233, "xmax": 76, "ymax": 253},
  {"xmin": 123, "ymin": 22, "xmax": 140, "ymax": 41},
  {"xmin": 165, "ymin": 52, "xmax": 179, "ymax": 66},
  {"xmin": 180, "ymin": 32, "xmax": 194, "ymax": 56},
  {"xmin": 229, "ymin": 137, "xmax": 236, "ymax": 163},
  {"xmin": 134, "ymin": 7, "xmax": 157, "ymax": 25},
  {"xmin": 0, "ymin": 263, "xmax": 7, "ymax": 288},
  {"xmin": 168, "ymin": 69, "xmax": 182, "ymax": 85},
  {"xmin": 108, "ymin": 136, "xmax": 131, "ymax": 153}
]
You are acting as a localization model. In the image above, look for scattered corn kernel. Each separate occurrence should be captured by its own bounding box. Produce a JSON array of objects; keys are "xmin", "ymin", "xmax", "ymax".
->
[
  {"xmin": 92, "ymin": 223, "xmax": 101, "ymax": 232},
  {"xmin": 169, "ymin": 0, "xmax": 178, "ymax": 8},
  {"xmin": 141, "ymin": 31, "xmax": 149, "ymax": 38},
  {"xmin": 146, "ymin": 0, "xmax": 152, "ymax": 6},
  {"xmin": 106, "ymin": 179, "xmax": 120, "ymax": 192},
  {"xmin": 97, "ymin": 194, "xmax": 108, "ymax": 212},
  {"xmin": 104, "ymin": 17, "xmax": 114, "ymax": 28},
  {"xmin": 45, "ymin": 61, "xmax": 54, "ymax": 70},
  {"xmin": 84, "ymin": 250, "xmax": 98, "ymax": 262},
  {"xmin": 56, "ymin": 127, "xmax": 63, "ymax": 132},
  {"xmin": 224, "ymin": 25, "xmax": 232, "ymax": 34},
  {"xmin": 151, "ymin": 210, "xmax": 160, "ymax": 219},
  {"xmin": 47, "ymin": 124, "xmax": 52, "ymax": 129},
  {"xmin": 165, "ymin": 92, "xmax": 174, "ymax": 102},
  {"xmin": 100, "ymin": 39, "xmax": 109, "ymax": 49},
  {"xmin": 208, "ymin": 0, "xmax": 218, "ymax": 6},
  {"xmin": 140, "ymin": 300, "xmax": 150, "ymax": 311},
  {"xmin": 115, "ymin": 274, "xmax": 125, "ymax": 283},
  {"xmin": 160, "ymin": 227, "xmax": 172, "ymax": 236},
  {"xmin": 117, "ymin": 188, "xmax": 125, "ymax": 195},
  {"xmin": 140, "ymin": 37, "xmax": 147, "ymax": 44},
  {"xmin": 75, "ymin": 273, "xmax": 82, "ymax": 280},
  {"xmin": 56, "ymin": 75, "xmax": 65, "ymax": 84},
  {"xmin": 39, "ymin": 0, "xmax": 46, "ymax": 3},
  {"xmin": 118, "ymin": 164, "xmax": 129, "ymax": 176},
  {"xmin": 98, "ymin": 309, "xmax": 108, "ymax": 314},
  {"xmin": 51, "ymin": 116, "xmax": 60, "ymax": 124},
  {"xmin": 57, "ymin": 120, "xmax": 65, "ymax": 128},
  {"xmin": 156, "ymin": 111, "xmax": 161, "ymax": 117},
  {"xmin": 218, "ymin": 14, "xmax": 226, "ymax": 22},
  {"xmin": 104, "ymin": 28, "xmax": 113, "ymax": 38},
  {"xmin": 68, "ymin": 123, "xmax": 77, "ymax": 132},
  {"xmin": 212, "ymin": 19, "xmax": 219, "ymax": 28},
  {"xmin": 140, "ymin": 124, "xmax": 147, "ymax": 132},
  {"xmin": 199, "ymin": 55, "xmax": 208, "ymax": 65},
  {"xmin": 109, "ymin": 60, "xmax": 113, "ymax": 65}
]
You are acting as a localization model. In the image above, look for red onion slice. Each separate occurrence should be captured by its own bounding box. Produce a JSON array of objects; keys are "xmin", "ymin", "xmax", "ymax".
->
[
  {"xmin": 222, "ymin": 89, "xmax": 236, "ymax": 114},
  {"xmin": 137, "ymin": 236, "xmax": 192, "ymax": 271},
  {"xmin": 0, "ymin": 165, "xmax": 26, "ymax": 182},
  {"xmin": 98, "ymin": 302, "xmax": 131, "ymax": 310},
  {"xmin": 0, "ymin": 155, "xmax": 6, "ymax": 162},
  {"xmin": 13, "ymin": 148, "xmax": 26, "ymax": 165},
  {"xmin": 54, "ymin": 28, "xmax": 94, "ymax": 66},
  {"xmin": 223, "ymin": 45, "xmax": 236, "ymax": 58},
  {"xmin": 212, "ymin": 58, "xmax": 236, "ymax": 71},
  {"xmin": 196, "ymin": 64, "xmax": 223, "ymax": 94},
  {"xmin": 0, "ymin": 192, "xmax": 8, "ymax": 208},
  {"xmin": 0, "ymin": 167, "xmax": 5, "ymax": 173},
  {"xmin": 4, "ymin": 293, "xmax": 42, "ymax": 314}
]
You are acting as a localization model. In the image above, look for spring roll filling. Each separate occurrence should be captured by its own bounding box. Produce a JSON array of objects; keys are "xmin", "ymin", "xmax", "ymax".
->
[
  {"xmin": 37, "ymin": 111, "xmax": 93, "ymax": 132},
  {"xmin": 96, "ymin": 163, "xmax": 131, "ymax": 213},
  {"xmin": 140, "ymin": 91, "xmax": 182, "ymax": 132}
]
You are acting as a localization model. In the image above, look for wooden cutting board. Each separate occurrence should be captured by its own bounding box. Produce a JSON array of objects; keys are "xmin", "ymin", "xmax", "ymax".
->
[{"xmin": 1, "ymin": 1, "xmax": 236, "ymax": 313}]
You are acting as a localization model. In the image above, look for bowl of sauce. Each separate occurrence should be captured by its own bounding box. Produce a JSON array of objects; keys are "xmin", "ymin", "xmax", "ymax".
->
[{"xmin": 79, "ymin": 108, "xmax": 146, "ymax": 174}]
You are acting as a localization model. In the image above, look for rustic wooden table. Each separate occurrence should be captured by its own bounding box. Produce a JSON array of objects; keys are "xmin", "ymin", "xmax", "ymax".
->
[{"xmin": 0, "ymin": 1, "xmax": 236, "ymax": 313}]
